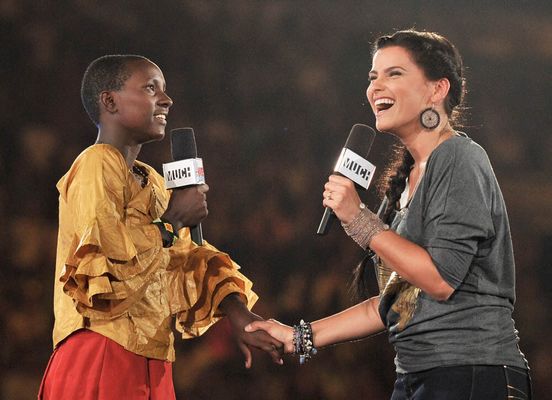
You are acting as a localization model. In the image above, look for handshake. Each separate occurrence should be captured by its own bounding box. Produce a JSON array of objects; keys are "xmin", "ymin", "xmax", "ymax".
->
[
  {"xmin": 218, "ymin": 172, "xmax": 374, "ymax": 368},
  {"xmin": 220, "ymin": 293, "xmax": 316, "ymax": 369}
]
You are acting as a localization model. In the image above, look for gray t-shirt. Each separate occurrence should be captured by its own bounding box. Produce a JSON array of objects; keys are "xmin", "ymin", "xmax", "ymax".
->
[{"xmin": 378, "ymin": 133, "xmax": 528, "ymax": 373}]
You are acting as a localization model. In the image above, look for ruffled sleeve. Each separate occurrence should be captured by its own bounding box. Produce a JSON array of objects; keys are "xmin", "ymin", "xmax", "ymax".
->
[
  {"xmin": 57, "ymin": 146, "xmax": 169, "ymax": 319},
  {"xmin": 164, "ymin": 233, "xmax": 258, "ymax": 339}
]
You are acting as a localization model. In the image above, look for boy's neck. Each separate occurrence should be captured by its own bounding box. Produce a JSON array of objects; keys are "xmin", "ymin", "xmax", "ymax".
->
[{"xmin": 95, "ymin": 130, "xmax": 142, "ymax": 168}]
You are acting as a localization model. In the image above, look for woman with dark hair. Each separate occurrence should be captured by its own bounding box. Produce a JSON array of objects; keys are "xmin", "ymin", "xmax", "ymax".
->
[{"xmin": 246, "ymin": 29, "xmax": 531, "ymax": 399}]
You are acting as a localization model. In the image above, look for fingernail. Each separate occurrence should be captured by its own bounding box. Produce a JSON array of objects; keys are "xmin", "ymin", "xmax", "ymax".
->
[{"xmin": 244, "ymin": 324, "xmax": 252, "ymax": 332}]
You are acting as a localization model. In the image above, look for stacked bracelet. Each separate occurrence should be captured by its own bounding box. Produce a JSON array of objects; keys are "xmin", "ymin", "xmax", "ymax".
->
[
  {"xmin": 292, "ymin": 319, "xmax": 317, "ymax": 364},
  {"xmin": 342, "ymin": 203, "xmax": 389, "ymax": 250},
  {"xmin": 152, "ymin": 218, "xmax": 179, "ymax": 248}
]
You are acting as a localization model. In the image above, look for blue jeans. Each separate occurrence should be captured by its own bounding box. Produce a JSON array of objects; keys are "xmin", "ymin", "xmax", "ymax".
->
[{"xmin": 391, "ymin": 365, "xmax": 531, "ymax": 400}]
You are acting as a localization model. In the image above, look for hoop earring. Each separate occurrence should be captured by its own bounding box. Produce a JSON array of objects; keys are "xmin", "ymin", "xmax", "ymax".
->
[{"xmin": 420, "ymin": 107, "xmax": 440, "ymax": 130}]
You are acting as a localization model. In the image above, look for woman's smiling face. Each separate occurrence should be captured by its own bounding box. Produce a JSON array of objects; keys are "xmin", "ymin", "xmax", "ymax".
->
[{"xmin": 366, "ymin": 45, "xmax": 435, "ymax": 135}]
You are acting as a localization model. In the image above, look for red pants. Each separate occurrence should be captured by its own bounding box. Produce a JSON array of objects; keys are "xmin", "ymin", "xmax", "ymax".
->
[{"xmin": 38, "ymin": 330, "xmax": 176, "ymax": 400}]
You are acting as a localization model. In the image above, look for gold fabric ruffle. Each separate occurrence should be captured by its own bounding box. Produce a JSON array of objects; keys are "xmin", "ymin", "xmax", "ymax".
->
[
  {"xmin": 166, "ymin": 238, "xmax": 258, "ymax": 338},
  {"xmin": 53, "ymin": 144, "xmax": 258, "ymax": 360}
]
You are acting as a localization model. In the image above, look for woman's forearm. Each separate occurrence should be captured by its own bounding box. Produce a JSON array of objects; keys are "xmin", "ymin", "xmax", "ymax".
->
[
  {"xmin": 311, "ymin": 296, "xmax": 385, "ymax": 348},
  {"xmin": 370, "ymin": 230, "xmax": 454, "ymax": 301}
]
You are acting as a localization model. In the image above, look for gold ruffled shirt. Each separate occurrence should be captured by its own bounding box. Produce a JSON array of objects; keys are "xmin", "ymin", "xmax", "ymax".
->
[{"xmin": 52, "ymin": 144, "xmax": 258, "ymax": 361}]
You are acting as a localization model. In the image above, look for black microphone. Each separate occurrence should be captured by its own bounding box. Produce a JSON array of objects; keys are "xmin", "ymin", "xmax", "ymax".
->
[
  {"xmin": 163, "ymin": 128, "xmax": 206, "ymax": 245},
  {"xmin": 316, "ymin": 124, "xmax": 377, "ymax": 235}
]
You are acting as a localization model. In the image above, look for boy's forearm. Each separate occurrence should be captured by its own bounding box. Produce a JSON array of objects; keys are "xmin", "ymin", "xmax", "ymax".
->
[{"xmin": 219, "ymin": 293, "xmax": 248, "ymax": 318}]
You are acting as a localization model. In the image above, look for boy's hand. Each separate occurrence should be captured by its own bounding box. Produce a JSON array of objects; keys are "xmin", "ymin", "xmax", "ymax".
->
[
  {"xmin": 244, "ymin": 319, "xmax": 295, "ymax": 354},
  {"xmin": 219, "ymin": 294, "xmax": 284, "ymax": 368},
  {"xmin": 162, "ymin": 184, "xmax": 209, "ymax": 231}
]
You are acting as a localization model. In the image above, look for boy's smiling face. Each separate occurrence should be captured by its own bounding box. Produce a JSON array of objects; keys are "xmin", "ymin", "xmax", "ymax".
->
[{"xmin": 108, "ymin": 59, "xmax": 173, "ymax": 144}]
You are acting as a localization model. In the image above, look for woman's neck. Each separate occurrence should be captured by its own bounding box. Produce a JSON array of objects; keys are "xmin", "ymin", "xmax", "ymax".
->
[{"xmin": 400, "ymin": 122, "xmax": 454, "ymax": 167}]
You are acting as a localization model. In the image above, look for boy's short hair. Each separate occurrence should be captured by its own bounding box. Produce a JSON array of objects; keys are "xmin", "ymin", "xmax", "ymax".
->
[{"xmin": 81, "ymin": 54, "xmax": 150, "ymax": 125}]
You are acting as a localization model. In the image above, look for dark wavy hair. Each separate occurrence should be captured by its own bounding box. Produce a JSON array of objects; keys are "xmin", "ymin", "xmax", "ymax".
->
[
  {"xmin": 81, "ymin": 54, "xmax": 150, "ymax": 126},
  {"xmin": 351, "ymin": 30, "xmax": 467, "ymax": 301}
]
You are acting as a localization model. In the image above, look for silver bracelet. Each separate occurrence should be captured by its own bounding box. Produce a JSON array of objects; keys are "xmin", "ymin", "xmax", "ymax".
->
[
  {"xmin": 341, "ymin": 203, "xmax": 389, "ymax": 250},
  {"xmin": 292, "ymin": 319, "xmax": 317, "ymax": 364}
]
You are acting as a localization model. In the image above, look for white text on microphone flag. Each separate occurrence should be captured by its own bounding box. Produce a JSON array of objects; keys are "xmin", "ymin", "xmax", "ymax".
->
[
  {"xmin": 334, "ymin": 148, "xmax": 376, "ymax": 190},
  {"xmin": 163, "ymin": 158, "xmax": 206, "ymax": 189}
]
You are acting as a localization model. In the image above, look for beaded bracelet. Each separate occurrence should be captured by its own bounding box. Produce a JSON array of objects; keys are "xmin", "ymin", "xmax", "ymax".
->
[
  {"xmin": 342, "ymin": 204, "xmax": 389, "ymax": 250},
  {"xmin": 152, "ymin": 218, "xmax": 179, "ymax": 248},
  {"xmin": 292, "ymin": 319, "xmax": 318, "ymax": 364}
]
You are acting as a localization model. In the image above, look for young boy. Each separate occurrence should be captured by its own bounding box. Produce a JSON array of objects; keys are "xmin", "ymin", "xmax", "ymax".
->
[{"xmin": 38, "ymin": 55, "xmax": 282, "ymax": 400}]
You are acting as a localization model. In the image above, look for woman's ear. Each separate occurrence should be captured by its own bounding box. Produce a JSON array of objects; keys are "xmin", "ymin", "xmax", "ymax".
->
[
  {"xmin": 430, "ymin": 77, "xmax": 451, "ymax": 104},
  {"xmin": 100, "ymin": 91, "xmax": 117, "ymax": 114}
]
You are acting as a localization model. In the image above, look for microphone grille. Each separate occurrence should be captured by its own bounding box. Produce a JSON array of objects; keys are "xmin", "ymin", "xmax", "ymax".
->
[
  {"xmin": 170, "ymin": 128, "xmax": 197, "ymax": 160},
  {"xmin": 344, "ymin": 124, "xmax": 376, "ymax": 157}
]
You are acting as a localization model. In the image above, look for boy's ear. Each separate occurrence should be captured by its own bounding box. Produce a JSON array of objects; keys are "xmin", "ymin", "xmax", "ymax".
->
[{"xmin": 100, "ymin": 91, "xmax": 117, "ymax": 114}]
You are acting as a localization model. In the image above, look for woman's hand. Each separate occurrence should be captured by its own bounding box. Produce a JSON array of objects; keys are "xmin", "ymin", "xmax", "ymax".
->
[
  {"xmin": 322, "ymin": 174, "xmax": 363, "ymax": 224},
  {"xmin": 245, "ymin": 319, "xmax": 295, "ymax": 355}
]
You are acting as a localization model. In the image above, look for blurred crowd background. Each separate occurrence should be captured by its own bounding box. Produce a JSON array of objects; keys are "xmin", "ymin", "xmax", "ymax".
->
[{"xmin": 1, "ymin": 1, "xmax": 551, "ymax": 399}]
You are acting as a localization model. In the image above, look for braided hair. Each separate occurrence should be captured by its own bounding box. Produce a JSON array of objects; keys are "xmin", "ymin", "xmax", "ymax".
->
[{"xmin": 351, "ymin": 30, "xmax": 467, "ymax": 301}]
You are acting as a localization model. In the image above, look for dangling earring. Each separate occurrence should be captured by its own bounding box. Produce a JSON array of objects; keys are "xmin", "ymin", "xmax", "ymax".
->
[{"xmin": 420, "ymin": 105, "xmax": 440, "ymax": 130}]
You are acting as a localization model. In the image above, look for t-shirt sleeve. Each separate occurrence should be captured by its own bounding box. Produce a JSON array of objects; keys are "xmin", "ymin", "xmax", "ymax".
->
[{"xmin": 420, "ymin": 142, "xmax": 496, "ymax": 289}]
